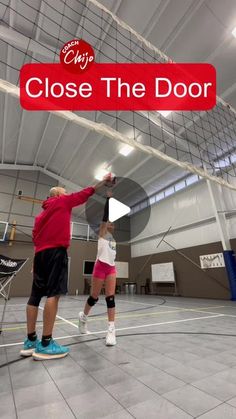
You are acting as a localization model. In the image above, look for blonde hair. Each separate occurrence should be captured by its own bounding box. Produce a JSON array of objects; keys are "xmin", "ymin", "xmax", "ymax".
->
[{"xmin": 49, "ymin": 187, "xmax": 66, "ymax": 197}]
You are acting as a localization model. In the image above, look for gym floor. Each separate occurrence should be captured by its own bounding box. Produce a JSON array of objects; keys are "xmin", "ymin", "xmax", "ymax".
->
[{"xmin": 1, "ymin": 295, "xmax": 236, "ymax": 418}]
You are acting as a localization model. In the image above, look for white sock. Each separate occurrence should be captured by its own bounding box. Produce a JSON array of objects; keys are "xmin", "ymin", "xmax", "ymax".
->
[
  {"xmin": 108, "ymin": 321, "xmax": 115, "ymax": 330},
  {"xmin": 81, "ymin": 312, "xmax": 87, "ymax": 320}
]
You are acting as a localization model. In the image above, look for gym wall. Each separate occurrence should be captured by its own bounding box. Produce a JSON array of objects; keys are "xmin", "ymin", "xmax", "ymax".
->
[
  {"xmin": 129, "ymin": 179, "xmax": 236, "ymax": 299},
  {"xmin": 129, "ymin": 241, "xmax": 232, "ymax": 299},
  {"xmin": 1, "ymin": 234, "xmax": 233, "ymax": 299},
  {"xmin": 1, "ymin": 171, "xmax": 235, "ymax": 300},
  {"xmin": 0, "ymin": 169, "xmax": 56, "ymax": 230},
  {"xmin": 0, "ymin": 239, "xmax": 130, "ymax": 297},
  {"xmin": 131, "ymin": 180, "xmax": 236, "ymax": 258}
]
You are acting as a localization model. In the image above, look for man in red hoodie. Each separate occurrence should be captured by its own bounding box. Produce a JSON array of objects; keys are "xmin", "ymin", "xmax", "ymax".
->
[{"xmin": 20, "ymin": 181, "xmax": 105, "ymax": 360}]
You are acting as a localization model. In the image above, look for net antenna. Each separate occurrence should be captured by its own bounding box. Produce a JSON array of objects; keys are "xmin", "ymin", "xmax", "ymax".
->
[{"xmin": 0, "ymin": 0, "xmax": 236, "ymax": 190}]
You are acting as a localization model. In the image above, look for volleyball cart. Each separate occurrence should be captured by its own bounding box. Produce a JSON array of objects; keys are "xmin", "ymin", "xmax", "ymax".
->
[{"xmin": 0, "ymin": 255, "xmax": 28, "ymax": 334}]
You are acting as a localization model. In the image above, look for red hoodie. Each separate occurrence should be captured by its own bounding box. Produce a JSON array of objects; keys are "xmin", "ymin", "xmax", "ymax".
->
[{"xmin": 33, "ymin": 187, "xmax": 95, "ymax": 253}]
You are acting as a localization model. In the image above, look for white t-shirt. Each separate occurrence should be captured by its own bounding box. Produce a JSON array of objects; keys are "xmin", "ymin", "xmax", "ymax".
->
[{"xmin": 97, "ymin": 233, "xmax": 116, "ymax": 266}]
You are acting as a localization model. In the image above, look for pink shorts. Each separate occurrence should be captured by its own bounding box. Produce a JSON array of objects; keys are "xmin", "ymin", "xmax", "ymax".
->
[{"xmin": 93, "ymin": 260, "xmax": 116, "ymax": 280}]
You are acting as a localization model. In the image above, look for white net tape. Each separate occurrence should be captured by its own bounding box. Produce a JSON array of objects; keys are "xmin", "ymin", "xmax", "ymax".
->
[
  {"xmin": 0, "ymin": 78, "xmax": 236, "ymax": 191},
  {"xmin": 0, "ymin": 0, "xmax": 236, "ymax": 190}
]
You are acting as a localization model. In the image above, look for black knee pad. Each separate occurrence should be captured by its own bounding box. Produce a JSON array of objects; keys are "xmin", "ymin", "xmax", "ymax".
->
[
  {"xmin": 27, "ymin": 295, "xmax": 41, "ymax": 307},
  {"xmin": 106, "ymin": 295, "xmax": 115, "ymax": 309},
  {"xmin": 87, "ymin": 295, "xmax": 99, "ymax": 307}
]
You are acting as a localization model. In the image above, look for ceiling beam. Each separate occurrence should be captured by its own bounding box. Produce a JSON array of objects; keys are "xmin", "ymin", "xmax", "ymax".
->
[
  {"xmin": 44, "ymin": 121, "xmax": 68, "ymax": 170},
  {"xmin": 0, "ymin": 163, "xmax": 102, "ymax": 202},
  {"xmin": 32, "ymin": 0, "xmax": 88, "ymax": 167},
  {"xmin": 95, "ymin": 0, "xmax": 123, "ymax": 53},
  {"xmin": 66, "ymin": 0, "xmax": 175, "ymax": 181},
  {"xmin": 14, "ymin": 111, "xmax": 26, "ymax": 163},
  {"xmin": 1, "ymin": 78, "xmax": 9, "ymax": 164},
  {"xmin": 0, "ymin": 25, "xmax": 53, "ymax": 59},
  {"xmin": 2, "ymin": 80, "xmax": 235, "ymax": 192},
  {"xmin": 1, "ymin": 0, "xmax": 17, "ymax": 164},
  {"xmin": 161, "ymin": 0, "xmax": 205, "ymax": 52},
  {"xmin": 59, "ymin": 127, "xmax": 92, "ymax": 177},
  {"xmin": 34, "ymin": 0, "xmax": 123, "ymax": 177},
  {"xmin": 140, "ymin": 111, "xmax": 201, "ymax": 158},
  {"xmin": 15, "ymin": 0, "xmax": 45, "ymax": 166},
  {"xmin": 33, "ymin": 114, "xmax": 51, "ymax": 165}
]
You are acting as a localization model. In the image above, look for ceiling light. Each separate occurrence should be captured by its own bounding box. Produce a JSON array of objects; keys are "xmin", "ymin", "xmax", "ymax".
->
[
  {"xmin": 158, "ymin": 110, "xmax": 171, "ymax": 118},
  {"xmin": 232, "ymin": 26, "xmax": 236, "ymax": 38},
  {"xmin": 95, "ymin": 168, "xmax": 109, "ymax": 180},
  {"xmin": 119, "ymin": 144, "xmax": 134, "ymax": 156}
]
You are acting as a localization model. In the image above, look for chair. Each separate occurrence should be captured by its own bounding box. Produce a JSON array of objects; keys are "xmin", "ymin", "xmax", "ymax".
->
[
  {"xmin": 140, "ymin": 278, "xmax": 151, "ymax": 294},
  {"xmin": 0, "ymin": 255, "xmax": 28, "ymax": 333}
]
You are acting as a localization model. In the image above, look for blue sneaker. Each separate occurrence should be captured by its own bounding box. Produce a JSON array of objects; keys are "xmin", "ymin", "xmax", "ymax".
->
[
  {"xmin": 20, "ymin": 338, "xmax": 39, "ymax": 357},
  {"xmin": 32, "ymin": 339, "xmax": 69, "ymax": 360}
]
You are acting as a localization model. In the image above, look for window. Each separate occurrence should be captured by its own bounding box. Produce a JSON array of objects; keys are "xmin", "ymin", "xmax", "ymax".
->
[
  {"xmin": 214, "ymin": 157, "xmax": 230, "ymax": 169},
  {"xmin": 175, "ymin": 180, "xmax": 186, "ymax": 191},
  {"xmin": 186, "ymin": 175, "xmax": 198, "ymax": 186},
  {"xmin": 155, "ymin": 191, "xmax": 165, "ymax": 202},
  {"xmin": 140, "ymin": 201, "xmax": 147, "ymax": 210},
  {"xmin": 164, "ymin": 186, "xmax": 174, "ymax": 197},
  {"xmin": 130, "ymin": 172, "xmax": 200, "ymax": 216},
  {"xmin": 230, "ymin": 154, "xmax": 236, "ymax": 163},
  {"xmin": 149, "ymin": 195, "xmax": 156, "ymax": 205}
]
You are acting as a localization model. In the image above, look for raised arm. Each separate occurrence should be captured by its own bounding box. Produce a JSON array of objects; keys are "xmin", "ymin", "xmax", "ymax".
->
[
  {"xmin": 64, "ymin": 176, "xmax": 111, "ymax": 210},
  {"xmin": 99, "ymin": 189, "xmax": 112, "ymax": 237}
]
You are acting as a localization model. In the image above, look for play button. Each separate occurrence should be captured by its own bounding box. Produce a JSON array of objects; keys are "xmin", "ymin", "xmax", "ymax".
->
[
  {"xmin": 85, "ymin": 177, "xmax": 151, "ymax": 243},
  {"xmin": 109, "ymin": 198, "xmax": 130, "ymax": 222}
]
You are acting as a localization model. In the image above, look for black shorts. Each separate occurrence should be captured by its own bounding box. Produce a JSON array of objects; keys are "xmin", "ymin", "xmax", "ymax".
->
[{"xmin": 31, "ymin": 247, "xmax": 68, "ymax": 299}]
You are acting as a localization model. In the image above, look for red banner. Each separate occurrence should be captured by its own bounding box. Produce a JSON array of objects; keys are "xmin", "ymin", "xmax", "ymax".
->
[{"xmin": 20, "ymin": 63, "xmax": 216, "ymax": 111}]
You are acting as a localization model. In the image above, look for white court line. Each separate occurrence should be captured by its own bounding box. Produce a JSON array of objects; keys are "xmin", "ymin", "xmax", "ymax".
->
[
  {"xmin": 163, "ymin": 305, "xmax": 228, "ymax": 317},
  {"xmin": 164, "ymin": 304, "xmax": 226, "ymax": 310},
  {"xmin": 116, "ymin": 299, "xmax": 227, "ymax": 311},
  {"xmin": 116, "ymin": 298, "xmax": 156, "ymax": 306},
  {"xmin": 0, "ymin": 313, "xmax": 224, "ymax": 348},
  {"xmin": 38, "ymin": 306, "xmax": 78, "ymax": 329}
]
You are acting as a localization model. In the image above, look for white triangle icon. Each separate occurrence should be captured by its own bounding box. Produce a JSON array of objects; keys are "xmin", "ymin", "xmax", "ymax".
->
[{"xmin": 109, "ymin": 198, "xmax": 130, "ymax": 222}]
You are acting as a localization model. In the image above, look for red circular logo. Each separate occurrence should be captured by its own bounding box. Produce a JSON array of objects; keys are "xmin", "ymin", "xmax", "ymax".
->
[{"xmin": 60, "ymin": 39, "xmax": 94, "ymax": 74}]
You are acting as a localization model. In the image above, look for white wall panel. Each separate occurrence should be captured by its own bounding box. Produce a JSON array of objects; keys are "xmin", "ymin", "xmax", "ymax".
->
[
  {"xmin": 0, "ymin": 193, "xmax": 12, "ymax": 212},
  {"xmin": 0, "ymin": 174, "xmax": 16, "ymax": 193},
  {"xmin": 32, "ymin": 204, "xmax": 42, "ymax": 217},
  {"xmin": 15, "ymin": 179, "xmax": 35, "ymax": 196},
  {"xmin": 9, "ymin": 214, "xmax": 34, "ymax": 227},
  {"xmin": 11, "ymin": 197, "xmax": 33, "ymax": 216},
  {"xmin": 131, "ymin": 181, "xmax": 215, "ymax": 244},
  {"xmin": 0, "ymin": 170, "xmax": 55, "ymax": 228},
  {"xmin": 131, "ymin": 221, "xmax": 221, "ymax": 258},
  {"xmin": 35, "ymin": 183, "xmax": 50, "ymax": 200},
  {"xmin": 0, "ymin": 212, "xmax": 8, "ymax": 221},
  {"xmin": 19, "ymin": 170, "xmax": 39, "ymax": 182},
  {"xmin": 131, "ymin": 180, "xmax": 236, "ymax": 258},
  {"xmin": 38, "ymin": 171, "xmax": 56, "ymax": 185}
]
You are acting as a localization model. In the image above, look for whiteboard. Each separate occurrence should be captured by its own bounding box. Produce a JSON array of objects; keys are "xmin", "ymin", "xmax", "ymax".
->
[
  {"xmin": 116, "ymin": 261, "xmax": 129, "ymax": 278},
  {"xmin": 151, "ymin": 262, "xmax": 175, "ymax": 283}
]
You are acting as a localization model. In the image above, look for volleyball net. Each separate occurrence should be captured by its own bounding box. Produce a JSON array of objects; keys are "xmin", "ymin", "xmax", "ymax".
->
[{"xmin": 0, "ymin": 0, "xmax": 236, "ymax": 190}]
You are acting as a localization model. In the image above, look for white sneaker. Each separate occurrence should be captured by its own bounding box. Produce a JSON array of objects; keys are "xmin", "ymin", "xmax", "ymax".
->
[
  {"xmin": 78, "ymin": 312, "xmax": 90, "ymax": 334},
  {"xmin": 106, "ymin": 328, "xmax": 116, "ymax": 346}
]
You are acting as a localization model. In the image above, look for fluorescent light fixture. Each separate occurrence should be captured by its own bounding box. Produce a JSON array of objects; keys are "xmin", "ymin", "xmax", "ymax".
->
[
  {"xmin": 232, "ymin": 26, "xmax": 236, "ymax": 38},
  {"xmin": 158, "ymin": 110, "xmax": 171, "ymax": 118},
  {"xmin": 95, "ymin": 168, "xmax": 109, "ymax": 180},
  {"xmin": 119, "ymin": 144, "xmax": 134, "ymax": 156}
]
